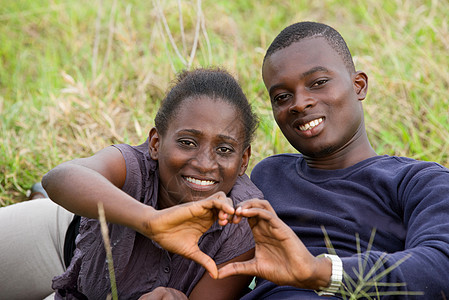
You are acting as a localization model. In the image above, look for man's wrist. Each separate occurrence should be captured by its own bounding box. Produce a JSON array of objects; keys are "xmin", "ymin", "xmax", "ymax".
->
[{"xmin": 315, "ymin": 254, "xmax": 343, "ymax": 296}]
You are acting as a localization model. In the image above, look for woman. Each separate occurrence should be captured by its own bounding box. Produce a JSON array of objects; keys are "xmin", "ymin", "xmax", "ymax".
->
[{"xmin": 1, "ymin": 68, "xmax": 262, "ymax": 299}]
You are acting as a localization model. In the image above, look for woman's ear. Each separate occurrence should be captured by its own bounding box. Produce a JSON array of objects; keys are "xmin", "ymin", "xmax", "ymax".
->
[
  {"xmin": 239, "ymin": 145, "xmax": 251, "ymax": 176},
  {"xmin": 148, "ymin": 127, "xmax": 160, "ymax": 160},
  {"xmin": 353, "ymin": 71, "xmax": 368, "ymax": 101}
]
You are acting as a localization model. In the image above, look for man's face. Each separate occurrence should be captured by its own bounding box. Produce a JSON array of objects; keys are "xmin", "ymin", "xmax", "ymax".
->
[{"xmin": 262, "ymin": 37, "xmax": 367, "ymax": 158}]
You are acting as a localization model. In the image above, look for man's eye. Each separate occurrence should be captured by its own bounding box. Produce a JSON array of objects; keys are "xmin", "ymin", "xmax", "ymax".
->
[
  {"xmin": 179, "ymin": 140, "xmax": 195, "ymax": 147},
  {"xmin": 312, "ymin": 79, "xmax": 328, "ymax": 87},
  {"xmin": 273, "ymin": 93, "xmax": 291, "ymax": 103}
]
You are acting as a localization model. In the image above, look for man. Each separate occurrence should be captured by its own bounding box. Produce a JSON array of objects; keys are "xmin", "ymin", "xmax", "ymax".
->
[{"xmin": 218, "ymin": 21, "xmax": 449, "ymax": 299}]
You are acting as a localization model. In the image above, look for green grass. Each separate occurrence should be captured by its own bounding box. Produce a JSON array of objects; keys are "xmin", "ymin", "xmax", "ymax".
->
[{"xmin": 1, "ymin": 0, "xmax": 449, "ymax": 205}]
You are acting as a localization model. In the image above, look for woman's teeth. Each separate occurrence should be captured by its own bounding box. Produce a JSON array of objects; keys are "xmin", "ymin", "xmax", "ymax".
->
[
  {"xmin": 299, "ymin": 118, "xmax": 323, "ymax": 131},
  {"xmin": 185, "ymin": 177, "xmax": 216, "ymax": 186}
]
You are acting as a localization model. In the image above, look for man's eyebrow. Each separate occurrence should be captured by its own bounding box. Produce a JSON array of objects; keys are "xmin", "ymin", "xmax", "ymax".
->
[
  {"xmin": 301, "ymin": 66, "xmax": 330, "ymax": 78},
  {"xmin": 178, "ymin": 129, "xmax": 201, "ymax": 135},
  {"xmin": 268, "ymin": 66, "xmax": 330, "ymax": 95}
]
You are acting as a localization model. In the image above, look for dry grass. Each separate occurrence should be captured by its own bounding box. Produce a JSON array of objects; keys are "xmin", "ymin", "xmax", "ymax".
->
[{"xmin": 1, "ymin": 0, "xmax": 449, "ymax": 204}]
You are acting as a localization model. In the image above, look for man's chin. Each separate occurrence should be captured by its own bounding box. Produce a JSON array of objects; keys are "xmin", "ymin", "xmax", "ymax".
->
[{"xmin": 296, "ymin": 145, "xmax": 336, "ymax": 158}]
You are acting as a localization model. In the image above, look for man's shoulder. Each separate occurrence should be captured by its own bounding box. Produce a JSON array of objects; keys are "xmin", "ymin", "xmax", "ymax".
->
[
  {"xmin": 254, "ymin": 153, "xmax": 302, "ymax": 167},
  {"xmin": 251, "ymin": 153, "xmax": 302, "ymax": 184},
  {"xmin": 376, "ymin": 155, "xmax": 448, "ymax": 173}
]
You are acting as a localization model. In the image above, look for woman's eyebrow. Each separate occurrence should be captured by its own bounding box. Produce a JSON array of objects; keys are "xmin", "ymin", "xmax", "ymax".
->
[
  {"xmin": 177, "ymin": 129, "xmax": 239, "ymax": 143},
  {"xmin": 217, "ymin": 133, "xmax": 238, "ymax": 143}
]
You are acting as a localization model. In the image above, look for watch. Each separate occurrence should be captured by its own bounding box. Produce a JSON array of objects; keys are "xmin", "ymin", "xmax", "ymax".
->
[{"xmin": 315, "ymin": 254, "xmax": 343, "ymax": 296}]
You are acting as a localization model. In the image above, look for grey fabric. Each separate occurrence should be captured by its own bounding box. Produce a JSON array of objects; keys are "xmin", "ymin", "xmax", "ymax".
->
[{"xmin": 0, "ymin": 198, "xmax": 73, "ymax": 300}]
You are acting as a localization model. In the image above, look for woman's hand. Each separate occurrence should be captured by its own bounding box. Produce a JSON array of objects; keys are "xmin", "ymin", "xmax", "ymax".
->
[
  {"xmin": 141, "ymin": 191, "xmax": 235, "ymax": 279},
  {"xmin": 217, "ymin": 199, "xmax": 331, "ymax": 290},
  {"xmin": 138, "ymin": 287, "xmax": 188, "ymax": 300}
]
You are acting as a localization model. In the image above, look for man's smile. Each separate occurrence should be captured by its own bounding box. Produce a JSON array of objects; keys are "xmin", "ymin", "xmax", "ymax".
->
[{"xmin": 298, "ymin": 117, "xmax": 323, "ymax": 131}]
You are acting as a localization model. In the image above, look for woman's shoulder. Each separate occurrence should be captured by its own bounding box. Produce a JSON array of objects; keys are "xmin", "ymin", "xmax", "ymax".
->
[{"xmin": 229, "ymin": 173, "xmax": 264, "ymax": 203}]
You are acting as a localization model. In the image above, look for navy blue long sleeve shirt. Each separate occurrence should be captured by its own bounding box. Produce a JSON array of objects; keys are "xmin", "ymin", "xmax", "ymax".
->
[{"xmin": 245, "ymin": 154, "xmax": 449, "ymax": 299}]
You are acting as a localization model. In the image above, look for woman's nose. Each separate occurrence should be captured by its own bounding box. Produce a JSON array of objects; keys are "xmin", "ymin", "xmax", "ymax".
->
[{"xmin": 191, "ymin": 149, "xmax": 217, "ymax": 172}]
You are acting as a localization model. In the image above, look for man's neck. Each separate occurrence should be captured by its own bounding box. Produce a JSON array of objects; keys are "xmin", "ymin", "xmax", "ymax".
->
[{"xmin": 303, "ymin": 132, "xmax": 377, "ymax": 170}]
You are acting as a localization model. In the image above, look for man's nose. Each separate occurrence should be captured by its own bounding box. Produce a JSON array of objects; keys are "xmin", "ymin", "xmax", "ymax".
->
[{"xmin": 288, "ymin": 91, "xmax": 315, "ymax": 114}]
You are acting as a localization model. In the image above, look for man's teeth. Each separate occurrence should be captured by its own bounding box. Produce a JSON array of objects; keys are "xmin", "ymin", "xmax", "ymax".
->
[
  {"xmin": 185, "ymin": 177, "xmax": 216, "ymax": 186},
  {"xmin": 299, "ymin": 118, "xmax": 323, "ymax": 131}
]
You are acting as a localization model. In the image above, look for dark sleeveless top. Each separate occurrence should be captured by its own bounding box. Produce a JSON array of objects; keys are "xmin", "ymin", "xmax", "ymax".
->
[{"xmin": 53, "ymin": 140, "xmax": 263, "ymax": 299}]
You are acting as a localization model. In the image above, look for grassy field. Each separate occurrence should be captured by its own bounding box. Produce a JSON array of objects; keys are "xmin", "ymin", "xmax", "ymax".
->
[{"xmin": 1, "ymin": 0, "xmax": 448, "ymax": 205}]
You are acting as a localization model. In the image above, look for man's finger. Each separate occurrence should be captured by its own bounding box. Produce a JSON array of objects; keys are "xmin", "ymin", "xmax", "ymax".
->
[
  {"xmin": 217, "ymin": 260, "xmax": 256, "ymax": 279},
  {"xmin": 236, "ymin": 207, "xmax": 277, "ymax": 222},
  {"xmin": 236, "ymin": 199, "xmax": 276, "ymax": 214},
  {"xmin": 230, "ymin": 213, "xmax": 243, "ymax": 224}
]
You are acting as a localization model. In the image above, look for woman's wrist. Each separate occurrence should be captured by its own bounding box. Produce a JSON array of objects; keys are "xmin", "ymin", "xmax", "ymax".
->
[{"xmin": 130, "ymin": 203, "xmax": 157, "ymax": 236}]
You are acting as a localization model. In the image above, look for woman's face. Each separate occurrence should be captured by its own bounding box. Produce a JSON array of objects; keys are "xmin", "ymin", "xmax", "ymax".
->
[{"xmin": 149, "ymin": 96, "xmax": 250, "ymax": 209}]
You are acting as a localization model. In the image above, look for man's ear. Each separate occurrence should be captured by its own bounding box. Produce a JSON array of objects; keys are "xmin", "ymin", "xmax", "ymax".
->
[
  {"xmin": 353, "ymin": 71, "xmax": 368, "ymax": 101},
  {"xmin": 148, "ymin": 127, "xmax": 160, "ymax": 160},
  {"xmin": 239, "ymin": 145, "xmax": 251, "ymax": 176}
]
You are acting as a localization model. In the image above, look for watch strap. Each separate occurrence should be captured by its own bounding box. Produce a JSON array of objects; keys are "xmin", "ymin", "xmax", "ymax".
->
[{"xmin": 315, "ymin": 254, "xmax": 343, "ymax": 296}]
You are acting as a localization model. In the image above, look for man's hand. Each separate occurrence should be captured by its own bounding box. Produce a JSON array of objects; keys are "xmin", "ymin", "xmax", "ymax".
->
[
  {"xmin": 140, "ymin": 191, "xmax": 235, "ymax": 279},
  {"xmin": 138, "ymin": 287, "xmax": 188, "ymax": 300},
  {"xmin": 218, "ymin": 199, "xmax": 331, "ymax": 290}
]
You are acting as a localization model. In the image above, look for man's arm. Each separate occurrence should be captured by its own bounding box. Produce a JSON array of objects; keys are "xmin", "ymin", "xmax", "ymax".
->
[
  {"xmin": 219, "ymin": 166, "xmax": 449, "ymax": 298},
  {"xmin": 338, "ymin": 167, "xmax": 449, "ymax": 298},
  {"xmin": 218, "ymin": 199, "xmax": 333, "ymax": 290}
]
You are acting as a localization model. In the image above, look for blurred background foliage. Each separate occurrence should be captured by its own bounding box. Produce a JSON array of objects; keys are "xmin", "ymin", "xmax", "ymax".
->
[{"xmin": 1, "ymin": 0, "xmax": 448, "ymax": 204}]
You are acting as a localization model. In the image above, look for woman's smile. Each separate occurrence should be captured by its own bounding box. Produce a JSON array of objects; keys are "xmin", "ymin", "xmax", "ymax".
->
[
  {"xmin": 150, "ymin": 96, "xmax": 250, "ymax": 208},
  {"xmin": 183, "ymin": 176, "xmax": 218, "ymax": 191}
]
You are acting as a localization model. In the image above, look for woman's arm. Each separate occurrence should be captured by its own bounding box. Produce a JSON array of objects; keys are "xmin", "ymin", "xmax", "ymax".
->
[
  {"xmin": 42, "ymin": 146, "xmax": 236, "ymax": 277},
  {"xmin": 42, "ymin": 146, "xmax": 151, "ymax": 230},
  {"xmin": 189, "ymin": 249, "xmax": 255, "ymax": 300}
]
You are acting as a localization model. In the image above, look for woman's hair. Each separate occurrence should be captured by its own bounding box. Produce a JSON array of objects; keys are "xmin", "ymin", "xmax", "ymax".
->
[{"xmin": 154, "ymin": 67, "xmax": 259, "ymax": 148}]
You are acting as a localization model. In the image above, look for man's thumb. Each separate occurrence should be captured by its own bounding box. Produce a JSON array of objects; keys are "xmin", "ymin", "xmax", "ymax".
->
[{"xmin": 217, "ymin": 261, "xmax": 255, "ymax": 279}]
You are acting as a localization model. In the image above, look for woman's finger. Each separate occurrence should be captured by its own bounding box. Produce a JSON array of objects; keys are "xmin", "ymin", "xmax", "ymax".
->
[{"xmin": 188, "ymin": 248, "xmax": 219, "ymax": 279}]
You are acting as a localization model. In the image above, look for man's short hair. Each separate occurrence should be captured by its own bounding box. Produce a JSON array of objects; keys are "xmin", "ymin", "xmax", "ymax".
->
[{"xmin": 264, "ymin": 21, "xmax": 356, "ymax": 72}]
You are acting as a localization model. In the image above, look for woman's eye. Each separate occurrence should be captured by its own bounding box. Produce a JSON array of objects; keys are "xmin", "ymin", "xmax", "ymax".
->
[{"xmin": 217, "ymin": 147, "xmax": 233, "ymax": 154}]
